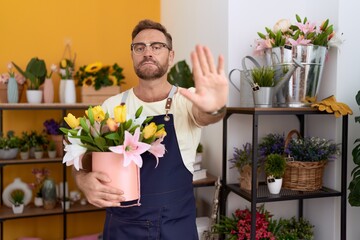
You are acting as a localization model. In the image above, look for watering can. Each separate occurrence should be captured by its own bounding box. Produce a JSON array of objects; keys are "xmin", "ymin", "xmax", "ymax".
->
[{"xmin": 229, "ymin": 56, "xmax": 304, "ymax": 107}]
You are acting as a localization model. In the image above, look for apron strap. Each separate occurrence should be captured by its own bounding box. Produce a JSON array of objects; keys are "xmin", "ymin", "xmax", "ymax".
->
[{"xmin": 164, "ymin": 85, "xmax": 177, "ymax": 121}]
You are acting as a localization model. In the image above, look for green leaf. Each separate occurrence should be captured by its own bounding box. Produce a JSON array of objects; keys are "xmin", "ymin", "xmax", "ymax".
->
[
  {"xmin": 355, "ymin": 91, "xmax": 360, "ymax": 105},
  {"xmin": 87, "ymin": 106, "xmax": 94, "ymax": 126},
  {"xmin": 257, "ymin": 32, "xmax": 266, "ymax": 39},
  {"xmin": 80, "ymin": 117, "xmax": 90, "ymax": 133},
  {"xmin": 167, "ymin": 60, "xmax": 194, "ymax": 88},
  {"xmin": 296, "ymin": 14, "xmax": 302, "ymax": 23},
  {"xmin": 135, "ymin": 106, "xmax": 143, "ymax": 118}
]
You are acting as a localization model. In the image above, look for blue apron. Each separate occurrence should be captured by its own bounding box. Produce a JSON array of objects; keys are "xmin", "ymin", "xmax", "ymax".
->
[{"xmin": 103, "ymin": 86, "xmax": 199, "ymax": 240}]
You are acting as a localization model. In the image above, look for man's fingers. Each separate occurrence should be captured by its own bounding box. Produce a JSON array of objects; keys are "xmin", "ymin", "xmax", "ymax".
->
[
  {"xmin": 203, "ymin": 46, "xmax": 216, "ymax": 73},
  {"xmin": 217, "ymin": 55, "xmax": 225, "ymax": 75}
]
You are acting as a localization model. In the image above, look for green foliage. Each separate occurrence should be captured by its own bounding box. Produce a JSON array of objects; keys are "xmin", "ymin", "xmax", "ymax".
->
[
  {"xmin": 196, "ymin": 143, "xmax": 203, "ymax": 153},
  {"xmin": 0, "ymin": 130, "xmax": 21, "ymax": 149},
  {"xmin": 9, "ymin": 189, "xmax": 25, "ymax": 206},
  {"xmin": 251, "ymin": 66, "xmax": 275, "ymax": 87},
  {"xmin": 48, "ymin": 140, "xmax": 56, "ymax": 151},
  {"xmin": 23, "ymin": 131, "xmax": 48, "ymax": 149},
  {"xmin": 264, "ymin": 153, "xmax": 286, "ymax": 179},
  {"xmin": 269, "ymin": 216, "xmax": 314, "ymax": 240},
  {"xmin": 228, "ymin": 143, "xmax": 253, "ymax": 171},
  {"xmin": 167, "ymin": 60, "xmax": 194, "ymax": 88},
  {"xmin": 12, "ymin": 57, "xmax": 47, "ymax": 90},
  {"xmin": 349, "ymin": 90, "xmax": 360, "ymax": 206}
]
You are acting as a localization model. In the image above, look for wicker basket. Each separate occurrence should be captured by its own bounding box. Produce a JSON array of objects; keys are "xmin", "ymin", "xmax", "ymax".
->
[{"xmin": 282, "ymin": 130, "xmax": 327, "ymax": 191}]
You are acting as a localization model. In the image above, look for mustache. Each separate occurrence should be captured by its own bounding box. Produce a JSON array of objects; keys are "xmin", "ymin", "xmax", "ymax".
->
[{"xmin": 139, "ymin": 57, "xmax": 158, "ymax": 66}]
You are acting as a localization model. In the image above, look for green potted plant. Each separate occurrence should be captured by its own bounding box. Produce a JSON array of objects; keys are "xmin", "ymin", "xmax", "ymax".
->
[
  {"xmin": 0, "ymin": 130, "xmax": 20, "ymax": 159},
  {"xmin": 34, "ymin": 145, "xmax": 44, "ymax": 159},
  {"xmin": 269, "ymin": 216, "xmax": 314, "ymax": 240},
  {"xmin": 12, "ymin": 57, "xmax": 47, "ymax": 103},
  {"xmin": 228, "ymin": 142, "xmax": 261, "ymax": 191},
  {"xmin": 264, "ymin": 153, "xmax": 286, "ymax": 194},
  {"xmin": 26, "ymin": 131, "xmax": 48, "ymax": 159},
  {"xmin": 47, "ymin": 140, "xmax": 57, "ymax": 158},
  {"xmin": 9, "ymin": 189, "xmax": 25, "ymax": 214},
  {"xmin": 348, "ymin": 90, "xmax": 360, "ymax": 206}
]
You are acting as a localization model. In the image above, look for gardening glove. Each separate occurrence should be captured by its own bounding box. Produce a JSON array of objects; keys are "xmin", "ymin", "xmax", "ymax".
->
[{"xmin": 311, "ymin": 95, "xmax": 353, "ymax": 117}]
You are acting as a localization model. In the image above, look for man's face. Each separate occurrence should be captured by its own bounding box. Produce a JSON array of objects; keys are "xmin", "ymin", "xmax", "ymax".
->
[{"xmin": 131, "ymin": 29, "xmax": 174, "ymax": 80}]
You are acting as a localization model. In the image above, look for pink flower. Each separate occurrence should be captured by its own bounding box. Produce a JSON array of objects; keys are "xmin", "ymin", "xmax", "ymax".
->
[
  {"xmin": 287, "ymin": 36, "xmax": 312, "ymax": 46},
  {"xmin": 254, "ymin": 38, "xmax": 273, "ymax": 56},
  {"xmin": 109, "ymin": 127, "xmax": 151, "ymax": 168},
  {"xmin": 296, "ymin": 21, "xmax": 316, "ymax": 35},
  {"xmin": 148, "ymin": 137, "xmax": 166, "ymax": 167}
]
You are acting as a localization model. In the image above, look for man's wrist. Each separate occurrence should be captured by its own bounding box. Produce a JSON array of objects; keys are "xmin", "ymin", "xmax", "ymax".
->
[{"xmin": 205, "ymin": 105, "xmax": 227, "ymax": 116}]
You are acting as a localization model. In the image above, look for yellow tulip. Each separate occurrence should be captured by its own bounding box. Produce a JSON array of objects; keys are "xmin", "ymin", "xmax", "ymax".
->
[
  {"xmin": 143, "ymin": 122, "xmax": 157, "ymax": 139},
  {"xmin": 64, "ymin": 113, "xmax": 80, "ymax": 129},
  {"xmin": 114, "ymin": 105, "xmax": 126, "ymax": 123},
  {"xmin": 60, "ymin": 59, "xmax": 67, "ymax": 68},
  {"xmin": 155, "ymin": 128, "xmax": 167, "ymax": 138},
  {"xmin": 86, "ymin": 106, "xmax": 105, "ymax": 122}
]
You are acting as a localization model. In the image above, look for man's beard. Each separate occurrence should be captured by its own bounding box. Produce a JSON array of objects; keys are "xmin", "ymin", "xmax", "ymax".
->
[{"xmin": 134, "ymin": 57, "xmax": 168, "ymax": 80}]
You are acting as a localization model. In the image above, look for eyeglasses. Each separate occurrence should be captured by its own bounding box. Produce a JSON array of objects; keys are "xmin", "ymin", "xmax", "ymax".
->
[{"xmin": 131, "ymin": 42, "xmax": 171, "ymax": 55}]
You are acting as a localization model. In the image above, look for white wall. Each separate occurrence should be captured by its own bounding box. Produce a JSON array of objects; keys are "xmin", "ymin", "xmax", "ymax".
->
[{"xmin": 161, "ymin": 0, "xmax": 360, "ymax": 239}]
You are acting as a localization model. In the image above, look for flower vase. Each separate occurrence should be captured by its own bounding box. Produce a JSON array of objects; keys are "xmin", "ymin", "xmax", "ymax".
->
[
  {"xmin": 34, "ymin": 197, "xmax": 43, "ymax": 207},
  {"xmin": 42, "ymin": 178, "xmax": 57, "ymax": 209},
  {"xmin": 43, "ymin": 78, "xmax": 54, "ymax": 103},
  {"xmin": 59, "ymin": 79, "xmax": 66, "ymax": 103},
  {"xmin": 64, "ymin": 79, "xmax": 76, "ymax": 104},
  {"xmin": 92, "ymin": 152, "xmax": 140, "ymax": 203},
  {"xmin": 7, "ymin": 77, "xmax": 19, "ymax": 103}
]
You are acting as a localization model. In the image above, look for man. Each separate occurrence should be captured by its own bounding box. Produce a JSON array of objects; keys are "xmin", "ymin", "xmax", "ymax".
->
[{"xmin": 73, "ymin": 19, "xmax": 228, "ymax": 239}]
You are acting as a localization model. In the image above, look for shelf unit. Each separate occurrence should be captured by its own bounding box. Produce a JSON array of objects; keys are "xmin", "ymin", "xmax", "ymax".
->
[
  {"xmin": 220, "ymin": 107, "xmax": 348, "ymax": 240},
  {"xmin": 0, "ymin": 103, "xmax": 218, "ymax": 239}
]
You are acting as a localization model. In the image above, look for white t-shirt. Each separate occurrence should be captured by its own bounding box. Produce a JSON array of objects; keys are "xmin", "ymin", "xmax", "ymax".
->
[{"xmin": 101, "ymin": 87, "xmax": 202, "ymax": 173}]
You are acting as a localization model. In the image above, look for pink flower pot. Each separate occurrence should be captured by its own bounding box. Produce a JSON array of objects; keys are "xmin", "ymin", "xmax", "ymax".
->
[{"xmin": 92, "ymin": 152, "xmax": 140, "ymax": 203}]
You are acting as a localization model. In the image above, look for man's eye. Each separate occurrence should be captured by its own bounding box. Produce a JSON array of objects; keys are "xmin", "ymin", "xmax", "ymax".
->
[
  {"xmin": 135, "ymin": 46, "xmax": 145, "ymax": 51},
  {"xmin": 152, "ymin": 44, "xmax": 162, "ymax": 50}
]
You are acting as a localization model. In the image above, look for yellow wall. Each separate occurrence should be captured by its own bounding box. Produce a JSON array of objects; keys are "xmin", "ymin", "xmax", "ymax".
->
[{"xmin": 0, "ymin": 0, "xmax": 160, "ymax": 239}]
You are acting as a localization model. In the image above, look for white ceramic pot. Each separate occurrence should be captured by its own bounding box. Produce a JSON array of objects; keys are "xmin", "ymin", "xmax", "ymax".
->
[
  {"xmin": 63, "ymin": 79, "xmax": 76, "ymax": 104},
  {"xmin": 26, "ymin": 90, "xmax": 43, "ymax": 104},
  {"xmin": 0, "ymin": 148, "xmax": 19, "ymax": 159},
  {"xmin": 48, "ymin": 151, "xmax": 56, "ymax": 158},
  {"xmin": 2, "ymin": 178, "xmax": 32, "ymax": 207},
  {"xmin": 34, "ymin": 197, "xmax": 43, "ymax": 207},
  {"xmin": 19, "ymin": 151, "xmax": 29, "ymax": 160},
  {"xmin": 61, "ymin": 200, "xmax": 70, "ymax": 210},
  {"xmin": 267, "ymin": 177, "xmax": 283, "ymax": 194},
  {"xmin": 12, "ymin": 204, "xmax": 24, "ymax": 214},
  {"xmin": 34, "ymin": 151, "xmax": 44, "ymax": 159}
]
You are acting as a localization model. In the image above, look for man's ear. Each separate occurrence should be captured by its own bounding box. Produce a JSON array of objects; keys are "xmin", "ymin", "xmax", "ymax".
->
[{"xmin": 168, "ymin": 50, "xmax": 175, "ymax": 66}]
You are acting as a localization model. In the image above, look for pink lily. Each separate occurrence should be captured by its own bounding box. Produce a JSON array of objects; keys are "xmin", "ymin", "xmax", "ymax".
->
[
  {"xmin": 148, "ymin": 137, "xmax": 166, "ymax": 168},
  {"xmin": 296, "ymin": 22, "xmax": 316, "ymax": 35},
  {"xmin": 109, "ymin": 127, "xmax": 151, "ymax": 168},
  {"xmin": 288, "ymin": 36, "xmax": 312, "ymax": 46},
  {"xmin": 253, "ymin": 38, "xmax": 273, "ymax": 56}
]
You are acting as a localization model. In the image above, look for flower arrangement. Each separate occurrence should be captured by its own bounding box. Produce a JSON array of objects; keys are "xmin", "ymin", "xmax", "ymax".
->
[
  {"xmin": 259, "ymin": 133, "xmax": 285, "ymax": 159},
  {"xmin": 0, "ymin": 63, "xmax": 26, "ymax": 86},
  {"xmin": 43, "ymin": 119, "xmax": 62, "ymax": 135},
  {"xmin": 229, "ymin": 143, "xmax": 253, "ymax": 171},
  {"xmin": 29, "ymin": 167, "xmax": 50, "ymax": 198},
  {"xmin": 255, "ymin": 14, "xmax": 341, "ymax": 55},
  {"xmin": 285, "ymin": 136, "xmax": 339, "ymax": 162},
  {"xmin": 59, "ymin": 58, "xmax": 75, "ymax": 80},
  {"xmin": 213, "ymin": 205, "xmax": 275, "ymax": 240},
  {"xmin": 75, "ymin": 62, "xmax": 125, "ymax": 90},
  {"xmin": 60, "ymin": 105, "xmax": 166, "ymax": 170}
]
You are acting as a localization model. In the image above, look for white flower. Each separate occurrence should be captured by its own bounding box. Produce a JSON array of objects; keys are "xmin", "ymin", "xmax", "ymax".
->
[
  {"xmin": 273, "ymin": 19, "xmax": 291, "ymax": 33},
  {"xmin": 50, "ymin": 64, "xmax": 57, "ymax": 72},
  {"xmin": 63, "ymin": 130, "xmax": 87, "ymax": 170}
]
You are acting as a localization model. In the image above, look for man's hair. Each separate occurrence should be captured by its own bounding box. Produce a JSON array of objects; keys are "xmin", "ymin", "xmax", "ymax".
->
[{"xmin": 132, "ymin": 19, "xmax": 173, "ymax": 50}]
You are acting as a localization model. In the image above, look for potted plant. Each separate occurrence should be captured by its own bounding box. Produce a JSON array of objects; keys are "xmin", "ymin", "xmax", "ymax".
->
[
  {"xmin": 264, "ymin": 153, "xmax": 286, "ymax": 194},
  {"xmin": 34, "ymin": 145, "xmax": 44, "ymax": 159},
  {"xmin": 269, "ymin": 216, "xmax": 314, "ymax": 240},
  {"xmin": 58, "ymin": 56, "xmax": 77, "ymax": 103},
  {"xmin": 283, "ymin": 129, "xmax": 340, "ymax": 191},
  {"xmin": 12, "ymin": 57, "xmax": 47, "ymax": 103},
  {"xmin": 0, "ymin": 130, "xmax": 20, "ymax": 159},
  {"xmin": 348, "ymin": 90, "xmax": 360, "ymax": 206},
  {"xmin": 43, "ymin": 118, "xmax": 63, "ymax": 157},
  {"xmin": 47, "ymin": 140, "xmax": 57, "ymax": 158},
  {"xmin": 228, "ymin": 142, "xmax": 261, "ymax": 191},
  {"xmin": 195, "ymin": 143, "xmax": 203, "ymax": 163},
  {"xmin": 27, "ymin": 131, "xmax": 48, "ymax": 158},
  {"xmin": 30, "ymin": 168, "xmax": 49, "ymax": 207},
  {"xmin": 19, "ymin": 143, "xmax": 30, "ymax": 160},
  {"xmin": 213, "ymin": 205, "xmax": 275, "ymax": 239},
  {"xmin": 9, "ymin": 189, "xmax": 25, "ymax": 214}
]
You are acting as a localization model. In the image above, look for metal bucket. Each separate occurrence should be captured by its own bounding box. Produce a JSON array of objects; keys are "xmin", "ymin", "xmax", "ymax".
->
[{"xmin": 265, "ymin": 45, "xmax": 327, "ymax": 107}]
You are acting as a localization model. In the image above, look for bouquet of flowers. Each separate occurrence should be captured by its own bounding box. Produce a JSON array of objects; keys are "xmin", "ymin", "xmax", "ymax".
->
[
  {"xmin": 0, "ymin": 63, "xmax": 26, "ymax": 85},
  {"xmin": 75, "ymin": 62, "xmax": 125, "ymax": 90},
  {"xmin": 60, "ymin": 105, "xmax": 166, "ymax": 170},
  {"xmin": 255, "ymin": 14, "xmax": 341, "ymax": 55}
]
